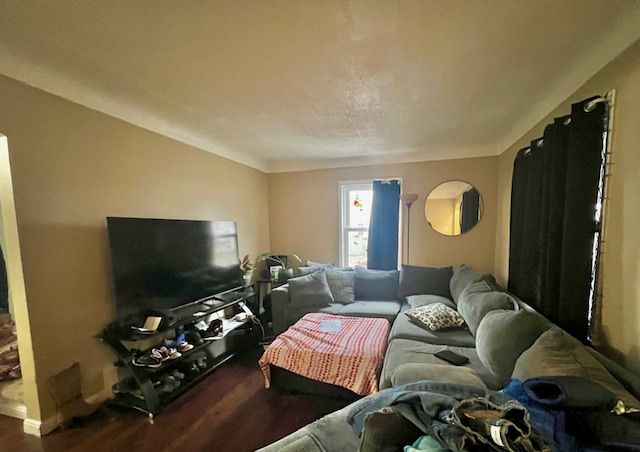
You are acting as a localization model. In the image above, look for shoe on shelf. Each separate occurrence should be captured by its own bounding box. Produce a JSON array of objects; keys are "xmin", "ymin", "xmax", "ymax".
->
[
  {"xmin": 177, "ymin": 341, "xmax": 194, "ymax": 353},
  {"xmin": 196, "ymin": 358, "xmax": 208, "ymax": 370},
  {"xmin": 132, "ymin": 351, "xmax": 162, "ymax": 368},
  {"xmin": 155, "ymin": 346, "xmax": 182, "ymax": 361},
  {"xmin": 170, "ymin": 369, "xmax": 185, "ymax": 381},
  {"xmin": 186, "ymin": 330, "xmax": 203, "ymax": 346},
  {"xmin": 153, "ymin": 347, "xmax": 170, "ymax": 362},
  {"xmin": 201, "ymin": 320, "xmax": 223, "ymax": 341}
]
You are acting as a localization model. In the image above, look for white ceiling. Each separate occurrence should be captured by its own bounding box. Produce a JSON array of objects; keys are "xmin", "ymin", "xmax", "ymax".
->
[{"xmin": 1, "ymin": 1, "xmax": 639, "ymax": 173}]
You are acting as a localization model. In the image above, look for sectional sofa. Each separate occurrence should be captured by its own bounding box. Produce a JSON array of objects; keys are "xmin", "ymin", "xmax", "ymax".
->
[{"xmin": 260, "ymin": 264, "xmax": 640, "ymax": 451}]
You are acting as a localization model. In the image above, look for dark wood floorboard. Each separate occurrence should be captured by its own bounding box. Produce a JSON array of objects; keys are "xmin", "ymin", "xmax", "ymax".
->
[{"xmin": 0, "ymin": 347, "xmax": 349, "ymax": 452}]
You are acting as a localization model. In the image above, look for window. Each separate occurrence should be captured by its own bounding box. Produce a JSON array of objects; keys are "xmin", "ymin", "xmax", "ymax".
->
[{"xmin": 339, "ymin": 182, "xmax": 373, "ymax": 267}]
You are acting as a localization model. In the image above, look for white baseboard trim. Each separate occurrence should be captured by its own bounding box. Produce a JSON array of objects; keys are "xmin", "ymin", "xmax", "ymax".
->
[
  {"xmin": 0, "ymin": 399, "xmax": 27, "ymax": 419},
  {"xmin": 23, "ymin": 415, "xmax": 58, "ymax": 436},
  {"xmin": 22, "ymin": 388, "xmax": 112, "ymax": 436}
]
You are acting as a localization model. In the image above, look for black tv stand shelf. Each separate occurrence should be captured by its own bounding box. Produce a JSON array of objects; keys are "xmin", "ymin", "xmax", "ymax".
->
[{"xmin": 100, "ymin": 288, "xmax": 260, "ymax": 418}]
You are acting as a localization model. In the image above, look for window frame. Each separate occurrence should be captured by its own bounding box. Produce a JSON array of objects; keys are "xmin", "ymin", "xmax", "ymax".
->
[{"xmin": 338, "ymin": 178, "xmax": 403, "ymax": 268}]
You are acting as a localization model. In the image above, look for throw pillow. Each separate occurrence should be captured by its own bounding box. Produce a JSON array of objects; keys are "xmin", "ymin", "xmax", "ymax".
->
[
  {"xmin": 513, "ymin": 328, "xmax": 640, "ymax": 412},
  {"xmin": 288, "ymin": 269, "xmax": 334, "ymax": 307},
  {"xmin": 325, "ymin": 268, "xmax": 355, "ymax": 304},
  {"xmin": 404, "ymin": 303, "xmax": 464, "ymax": 331},
  {"xmin": 449, "ymin": 265, "xmax": 497, "ymax": 304},
  {"xmin": 406, "ymin": 294, "xmax": 456, "ymax": 310},
  {"xmin": 475, "ymin": 310, "xmax": 550, "ymax": 385},
  {"xmin": 354, "ymin": 268, "xmax": 399, "ymax": 301},
  {"xmin": 456, "ymin": 280, "xmax": 518, "ymax": 336},
  {"xmin": 398, "ymin": 265, "xmax": 453, "ymax": 300}
]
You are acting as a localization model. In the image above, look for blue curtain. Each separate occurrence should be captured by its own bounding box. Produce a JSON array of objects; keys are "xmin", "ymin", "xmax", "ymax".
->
[{"xmin": 367, "ymin": 180, "xmax": 400, "ymax": 270}]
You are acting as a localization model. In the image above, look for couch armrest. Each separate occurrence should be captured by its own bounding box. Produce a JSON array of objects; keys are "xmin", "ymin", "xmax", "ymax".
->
[{"xmin": 271, "ymin": 284, "xmax": 291, "ymax": 334}]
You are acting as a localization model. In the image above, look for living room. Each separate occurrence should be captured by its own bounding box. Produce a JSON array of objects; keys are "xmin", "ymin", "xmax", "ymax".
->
[{"xmin": 0, "ymin": 1, "xmax": 639, "ymax": 451}]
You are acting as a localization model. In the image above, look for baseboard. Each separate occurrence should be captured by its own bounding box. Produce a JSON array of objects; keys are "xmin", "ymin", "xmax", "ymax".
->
[
  {"xmin": 0, "ymin": 399, "xmax": 27, "ymax": 419},
  {"xmin": 22, "ymin": 387, "xmax": 113, "ymax": 437},
  {"xmin": 23, "ymin": 415, "xmax": 58, "ymax": 436}
]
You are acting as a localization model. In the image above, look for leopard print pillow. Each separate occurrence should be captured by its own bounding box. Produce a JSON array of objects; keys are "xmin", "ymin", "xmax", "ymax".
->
[{"xmin": 405, "ymin": 303, "xmax": 465, "ymax": 331}]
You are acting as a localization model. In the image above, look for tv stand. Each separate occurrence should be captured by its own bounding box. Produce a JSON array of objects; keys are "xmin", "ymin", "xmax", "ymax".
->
[{"xmin": 100, "ymin": 288, "xmax": 260, "ymax": 418}]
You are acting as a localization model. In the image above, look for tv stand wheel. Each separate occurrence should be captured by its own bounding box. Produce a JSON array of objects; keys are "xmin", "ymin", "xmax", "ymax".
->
[{"xmin": 148, "ymin": 412, "xmax": 154, "ymax": 424}]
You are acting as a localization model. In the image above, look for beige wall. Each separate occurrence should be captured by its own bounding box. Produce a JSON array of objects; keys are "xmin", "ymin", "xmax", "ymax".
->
[
  {"xmin": 268, "ymin": 157, "xmax": 498, "ymax": 273},
  {"xmin": 494, "ymin": 40, "xmax": 640, "ymax": 373},
  {"xmin": 0, "ymin": 75, "xmax": 270, "ymax": 422}
]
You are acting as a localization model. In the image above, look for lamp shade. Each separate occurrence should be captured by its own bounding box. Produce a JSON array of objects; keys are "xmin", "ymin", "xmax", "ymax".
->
[{"xmin": 400, "ymin": 192, "xmax": 419, "ymax": 207}]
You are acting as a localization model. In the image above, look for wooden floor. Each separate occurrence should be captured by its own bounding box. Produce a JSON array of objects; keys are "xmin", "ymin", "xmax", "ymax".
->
[{"xmin": 0, "ymin": 347, "xmax": 349, "ymax": 452}]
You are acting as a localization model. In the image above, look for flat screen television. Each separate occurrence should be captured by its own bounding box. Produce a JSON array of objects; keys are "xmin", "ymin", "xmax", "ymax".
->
[{"xmin": 107, "ymin": 217, "xmax": 243, "ymax": 320}]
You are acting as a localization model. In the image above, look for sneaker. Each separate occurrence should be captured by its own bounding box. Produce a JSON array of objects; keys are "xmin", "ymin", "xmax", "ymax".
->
[
  {"xmin": 196, "ymin": 358, "xmax": 208, "ymax": 370},
  {"xmin": 186, "ymin": 330, "xmax": 203, "ymax": 346},
  {"xmin": 132, "ymin": 352, "xmax": 162, "ymax": 368},
  {"xmin": 164, "ymin": 333, "xmax": 188, "ymax": 349},
  {"xmin": 201, "ymin": 320, "xmax": 223, "ymax": 340},
  {"xmin": 177, "ymin": 341, "xmax": 194, "ymax": 353},
  {"xmin": 152, "ymin": 347, "xmax": 170, "ymax": 362},
  {"xmin": 170, "ymin": 369, "xmax": 185, "ymax": 381}
]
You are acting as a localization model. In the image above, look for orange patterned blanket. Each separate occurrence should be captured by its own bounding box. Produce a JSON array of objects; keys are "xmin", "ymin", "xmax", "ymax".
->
[{"xmin": 259, "ymin": 313, "xmax": 390, "ymax": 395}]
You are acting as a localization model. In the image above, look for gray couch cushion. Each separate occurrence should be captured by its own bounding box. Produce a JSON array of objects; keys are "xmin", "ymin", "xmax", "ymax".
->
[
  {"xmin": 381, "ymin": 338, "xmax": 502, "ymax": 390},
  {"xmin": 389, "ymin": 363, "xmax": 486, "ymax": 387},
  {"xmin": 405, "ymin": 294, "xmax": 455, "ymax": 309},
  {"xmin": 295, "ymin": 265, "xmax": 323, "ymax": 277},
  {"xmin": 306, "ymin": 260, "xmax": 335, "ymax": 267},
  {"xmin": 337, "ymin": 300, "xmax": 400, "ymax": 321},
  {"xmin": 288, "ymin": 270, "xmax": 334, "ymax": 307},
  {"xmin": 325, "ymin": 268, "xmax": 355, "ymax": 304},
  {"xmin": 449, "ymin": 265, "xmax": 495, "ymax": 303},
  {"xmin": 456, "ymin": 280, "xmax": 518, "ymax": 336},
  {"xmin": 354, "ymin": 268, "xmax": 399, "ymax": 301},
  {"xmin": 513, "ymin": 328, "xmax": 640, "ymax": 411},
  {"xmin": 257, "ymin": 402, "xmax": 360, "ymax": 452},
  {"xmin": 389, "ymin": 312, "xmax": 475, "ymax": 347},
  {"xmin": 476, "ymin": 309, "xmax": 550, "ymax": 386},
  {"xmin": 398, "ymin": 265, "xmax": 453, "ymax": 300}
]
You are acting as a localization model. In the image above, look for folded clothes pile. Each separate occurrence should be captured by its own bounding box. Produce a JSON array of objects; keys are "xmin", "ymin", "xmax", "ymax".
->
[
  {"xmin": 348, "ymin": 381, "xmax": 548, "ymax": 452},
  {"xmin": 0, "ymin": 312, "xmax": 20, "ymax": 381},
  {"xmin": 502, "ymin": 376, "xmax": 640, "ymax": 450}
]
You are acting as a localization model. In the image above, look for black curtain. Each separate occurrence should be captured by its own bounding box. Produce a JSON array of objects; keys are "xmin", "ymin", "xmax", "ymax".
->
[
  {"xmin": 460, "ymin": 187, "xmax": 480, "ymax": 233},
  {"xmin": 508, "ymin": 96, "xmax": 606, "ymax": 341},
  {"xmin": 0, "ymin": 245, "xmax": 7, "ymax": 312}
]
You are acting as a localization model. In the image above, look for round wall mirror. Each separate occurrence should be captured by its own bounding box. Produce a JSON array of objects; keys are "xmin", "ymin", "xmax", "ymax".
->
[{"xmin": 425, "ymin": 181, "xmax": 483, "ymax": 236}]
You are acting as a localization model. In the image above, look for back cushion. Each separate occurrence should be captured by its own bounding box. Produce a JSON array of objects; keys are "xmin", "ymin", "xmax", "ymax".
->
[
  {"xmin": 406, "ymin": 294, "xmax": 456, "ymax": 310},
  {"xmin": 513, "ymin": 328, "xmax": 640, "ymax": 412},
  {"xmin": 449, "ymin": 265, "xmax": 496, "ymax": 303},
  {"xmin": 398, "ymin": 265, "xmax": 453, "ymax": 300},
  {"xmin": 457, "ymin": 280, "xmax": 518, "ymax": 336},
  {"xmin": 354, "ymin": 267, "xmax": 399, "ymax": 301},
  {"xmin": 295, "ymin": 265, "xmax": 322, "ymax": 277},
  {"xmin": 325, "ymin": 268, "xmax": 355, "ymax": 304},
  {"xmin": 288, "ymin": 269, "xmax": 335, "ymax": 307},
  {"xmin": 476, "ymin": 309, "xmax": 550, "ymax": 385}
]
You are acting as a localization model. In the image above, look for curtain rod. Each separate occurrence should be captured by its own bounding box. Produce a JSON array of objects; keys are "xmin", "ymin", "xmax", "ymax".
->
[{"xmin": 521, "ymin": 95, "xmax": 608, "ymax": 156}]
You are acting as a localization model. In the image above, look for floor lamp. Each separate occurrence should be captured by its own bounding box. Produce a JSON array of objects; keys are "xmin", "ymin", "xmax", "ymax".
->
[{"xmin": 400, "ymin": 193, "xmax": 419, "ymax": 265}]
